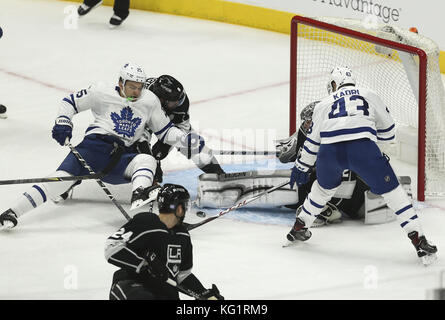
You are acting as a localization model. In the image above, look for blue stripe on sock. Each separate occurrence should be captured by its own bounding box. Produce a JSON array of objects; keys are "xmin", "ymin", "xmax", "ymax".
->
[
  {"xmin": 23, "ymin": 192, "xmax": 37, "ymax": 208},
  {"xmin": 400, "ymin": 215, "xmax": 418, "ymax": 228},
  {"xmin": 302, "ymin": 206, "xmax": 312, "ymax": 216},
  {"xmin": 395, "ymin": 204, "xmax": 412, "ymax": 216},
  {"xmin": 32, "ymin": 185, "xmax": 47, "ymax": 203},
  {"xmin": 309, "ymin": 198, "xmax": 324, "ymax": 209}
]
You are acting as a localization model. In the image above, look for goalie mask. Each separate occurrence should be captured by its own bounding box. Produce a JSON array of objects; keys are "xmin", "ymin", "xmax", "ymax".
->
[
  {"xmin": 327, "ymin": 66, "xmax": 356, "ymax": 94},
  {"xmin": 150, "ymin": 75, "xmax": 186, "ymax": 111},
  {"xmin": 157, "ymin": 183, "xmax": 191, "ymax": 223},
  {"xmin": 300, "ymin": 100, "xmax": 320, "ymax": 135}
]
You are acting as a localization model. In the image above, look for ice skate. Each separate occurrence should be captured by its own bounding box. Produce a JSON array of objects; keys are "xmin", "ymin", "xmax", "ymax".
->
[
  {"xmin": 408, "ymin": 231, "xmax": 438, "ymax": 266},
  {"xmin": 130, "ymin": 185, "xmax": 162, "ymax": 211},
  {"xmin": 0, "ymin": 209, "xmax": 18, "ymax": 230},
  {"xmin": 77, "ymin": 1, "xmax": 102, "ymax": 16},
  {"xmin": 109, "ymin": 14, "xmax": 128, "ymax": 28},
  {"xmin": 286, "ymin": 217, "xmax": 312, "ymax": 243}
]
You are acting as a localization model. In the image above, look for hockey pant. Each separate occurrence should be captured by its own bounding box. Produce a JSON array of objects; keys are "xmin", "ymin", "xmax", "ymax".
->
[
  {"xmin": 10, "ymin": 134, "xmax": 156, "ymax": 217},
  {"xmin": 298, "ymin": 139, "xmax": 423, "ymax": 235}
]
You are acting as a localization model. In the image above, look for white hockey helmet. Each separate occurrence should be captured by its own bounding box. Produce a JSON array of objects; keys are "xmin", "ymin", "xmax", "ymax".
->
[
  {"xmin": 119, "ymin": 63, "xmax": 147, "ymax": 86},
  {"xmin": 327, "ymin": 66, "xmax": 356, "ymax": 94}
]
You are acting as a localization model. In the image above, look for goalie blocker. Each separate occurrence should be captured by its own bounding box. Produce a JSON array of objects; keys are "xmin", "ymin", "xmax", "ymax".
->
[{"xmin": 196, "ymin": 170, "xmax": 413, "ymax": 225}]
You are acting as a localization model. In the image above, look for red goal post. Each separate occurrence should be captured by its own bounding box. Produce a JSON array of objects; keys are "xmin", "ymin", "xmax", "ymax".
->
[{"xmin": 288, "ymin": 15, "xmax": 440, "ymax": 201}]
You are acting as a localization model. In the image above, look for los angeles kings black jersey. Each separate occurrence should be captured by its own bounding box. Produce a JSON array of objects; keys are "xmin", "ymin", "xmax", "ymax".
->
[{"xmin": 105, "ymin": 212, "xmax": 193, "ymax": 299}]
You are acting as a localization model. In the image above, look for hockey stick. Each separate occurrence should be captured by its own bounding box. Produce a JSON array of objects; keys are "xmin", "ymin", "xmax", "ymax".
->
[
  {"xmin": 186, "ymin": 180, "xmax": 290, "ymax": 231},
  {"xmin": 0, "ymin": 173, "xmax": 104, "ymax": 185},
  {"xmin": 0, "ymin": 145, "xmax": 124, "ymax": 186},
  {"xmin": 215, "ymin": 150, "xmax": 277, "ymax": 156},
  {"xmin": 166, "ymin": 278, "xmax": 202, "ymax": 299},
  {"xmin": 66, "ymin": 142, "xmax": 131, "ymax": 221}
]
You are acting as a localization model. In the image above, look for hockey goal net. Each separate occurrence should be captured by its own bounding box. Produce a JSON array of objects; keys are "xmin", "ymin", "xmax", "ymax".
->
[{"xmin": 290, "ymin": 15, "xmax": 445, "ymax": 201}]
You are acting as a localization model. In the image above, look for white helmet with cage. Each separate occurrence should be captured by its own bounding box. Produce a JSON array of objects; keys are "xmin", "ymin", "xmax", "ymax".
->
[
  {"xmin": 327, "ymin": 66, "xmax": 356, "ymax": 94},
  {"xmin": 119, "ymin": 63, "xmax": 147, "ymax": 86}
]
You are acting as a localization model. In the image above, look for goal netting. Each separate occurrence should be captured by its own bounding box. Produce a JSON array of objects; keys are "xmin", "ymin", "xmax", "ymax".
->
[{"xmin": 290, "ymin": 15, "xmax": 445, "ymax": 201}]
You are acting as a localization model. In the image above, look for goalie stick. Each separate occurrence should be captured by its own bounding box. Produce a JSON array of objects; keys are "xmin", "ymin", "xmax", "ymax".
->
[
  {"xmin": 185, "ymin": 180, "xmax": 290, "ymax": 231},
  {"xmin": 67, "ymin": 142, "xmax": 131, "ymax": 221}
]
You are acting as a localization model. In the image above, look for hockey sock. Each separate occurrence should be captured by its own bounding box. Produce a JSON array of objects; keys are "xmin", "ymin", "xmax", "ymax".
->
[
  {"xmin": 11, "ymin": 184, "xmax": 49, "ymax": 217},
  {"xmin": 299, "ymin": 181, "xmax": 338, "ymax": 228},
  {"xmin": 381, "ymin": 185, "xmax": 423, "ymax": 235},
  {"xmin": 126, "ymin": 154, "xmax": 156, "ymax": 191}
]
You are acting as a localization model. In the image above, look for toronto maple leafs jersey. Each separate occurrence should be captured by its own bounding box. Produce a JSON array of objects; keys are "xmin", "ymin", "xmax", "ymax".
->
[
  {"xmin": 298, "ymin": 85, "xmax": 396, "ymax": 168},
  {"xmin": 58, "ymin": 83, "xmax": 185, "ymax": 147}
]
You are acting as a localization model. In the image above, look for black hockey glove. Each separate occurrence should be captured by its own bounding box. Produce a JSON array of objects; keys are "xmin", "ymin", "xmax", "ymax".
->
[
  {"xmin": 198, "ymin": 284, "xmax": 224, "ymax": 300},
  {"xmin": 140, "ymin": 250, "xmax": 169, "ymax": 282},
  {"xmin": 135, "ymin": 140, "xmax": 152, "ymax": 155},
  {"xmin": 152, "ymin": 141, "xmax": 173, "ymax": 160}
]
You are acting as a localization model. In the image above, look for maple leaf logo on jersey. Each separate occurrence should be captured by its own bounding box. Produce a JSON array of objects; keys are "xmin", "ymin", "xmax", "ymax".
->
[{"xmin": 110, "ymin": 106, "xmax": 142, "ymax": 138}]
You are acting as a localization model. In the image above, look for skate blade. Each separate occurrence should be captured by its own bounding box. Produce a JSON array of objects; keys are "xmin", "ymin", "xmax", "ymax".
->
[
  {"xmin": 0, "ymin": 222, "xmax": 15, "ymax": 230},
  {"xmin": 130, "ymin": 199, "xmax": 154, "ymax": 211},
  {"xmin": 421, "ymin": 254, "xmax": 438, "ymax": 266},
  {"xmin": 282, "ymin": 240, "xmax": 300, "ymax": 248}
]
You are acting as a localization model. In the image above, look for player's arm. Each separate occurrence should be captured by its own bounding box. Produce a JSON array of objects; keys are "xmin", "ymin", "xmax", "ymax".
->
[
  {"xmin": 149, "ymin": 104, "xmax": 204, "ymax": 155},
  {"xmin": 52, "ymin": 86, "xmax": 98, "ymax": 146},
  {"xmin": 369, "ymin": 91, "xmax": 396, "ymax": 142},
  {"xmin": 104, "ymin": 215, "xmax": 169, "ymax": 281}
]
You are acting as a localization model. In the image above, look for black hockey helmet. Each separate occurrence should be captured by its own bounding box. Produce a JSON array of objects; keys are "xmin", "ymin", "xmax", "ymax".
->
[
  {"xmin": 157, "ymin": 184, "xmax": 190, "ymax": 221},
  {"xmin": 150, "ymin": 75, "xmax": 185, "ymax": 104}
]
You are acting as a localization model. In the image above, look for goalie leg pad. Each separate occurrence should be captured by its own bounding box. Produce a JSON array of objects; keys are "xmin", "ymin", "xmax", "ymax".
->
[
  {"xmin": 363, "ymin": 176, "xmax": 413, "ymax": 225},
  {"xmin": 196, "ymin": 170, "xmax": 297, "ymax": 208}
]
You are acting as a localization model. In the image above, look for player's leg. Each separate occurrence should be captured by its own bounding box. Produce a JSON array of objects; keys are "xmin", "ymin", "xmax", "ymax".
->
[
  {"xmin": 287, "ymin": 143, "xmax": 344, "ymax": 241},
  {"xmin": 348, "ymin": 139, "xmax": 437, "ymax": 262},
  {"xmin": 109, "ymin": 280, "xmax": 156, "ymax": 300},
  {"xmin": 179, "ymin": 143, "xmax": 225, "ymax": 174},
  {"xmin": 78, "ymin": 0, "xmax": 103, "ymax": 16},
  {"xmin": 122, "ymin": 153, "xmax": 159, "ymax": 209},
  {"xmin": 109, "ymin": 0, "xmax": 130, "ymax": 27}
]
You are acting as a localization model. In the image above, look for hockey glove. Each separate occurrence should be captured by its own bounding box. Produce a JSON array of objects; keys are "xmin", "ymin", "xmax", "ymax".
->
[
  {"xmin": 152, "ymin": 140, "xmax": 173, "ymax": 160},
  {"xmin": 135, "ymin": 140, "xmax": 152, "ymax": 155},
  {"xmin": 290, "ymin": 162, "xmax": 311, "ymax": 189},
  {"xmin": 140, "ymin": 250, "xmax": 169, "ymax": 282},
  {"xmin": 52, "ymin": 116, "xmax": 73, "ymax": 146},
  {"xmin": 198, "ymin": 284, "xmax": 224, "ymax": 300}
]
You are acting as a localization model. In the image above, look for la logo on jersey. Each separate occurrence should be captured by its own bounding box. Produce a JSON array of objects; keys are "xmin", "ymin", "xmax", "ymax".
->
[
  {"xmin": 110, "ymin": 106, "xmax": 141, "ymax": 137},
  {"xmin": 167, "ymin": 244, "xmax": 182, "ymax": 277}
]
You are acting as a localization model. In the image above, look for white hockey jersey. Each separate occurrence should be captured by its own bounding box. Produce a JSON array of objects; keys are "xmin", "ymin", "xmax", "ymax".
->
[
  {"xmin": 298, "ymin": 85, "xmax": 396, "ymax": 168},
  {"xmin": 57, "ymin": 83, "xmax": 186, "ymax": 147}
]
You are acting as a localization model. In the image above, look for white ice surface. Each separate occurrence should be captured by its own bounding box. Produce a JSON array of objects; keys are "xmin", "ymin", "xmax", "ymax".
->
[{"xmin": 1, "ymin": 0, "xmax": 445, "ymax": 300}]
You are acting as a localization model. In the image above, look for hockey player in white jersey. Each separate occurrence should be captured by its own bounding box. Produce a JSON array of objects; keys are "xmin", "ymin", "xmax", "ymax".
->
[
  {"xmin": 0, "ymin": 63, "xmax": 201, "ymax": 230},
  {"xmin": 286, "ymin": 66, "xmax": 437, "ymax": 265}
]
